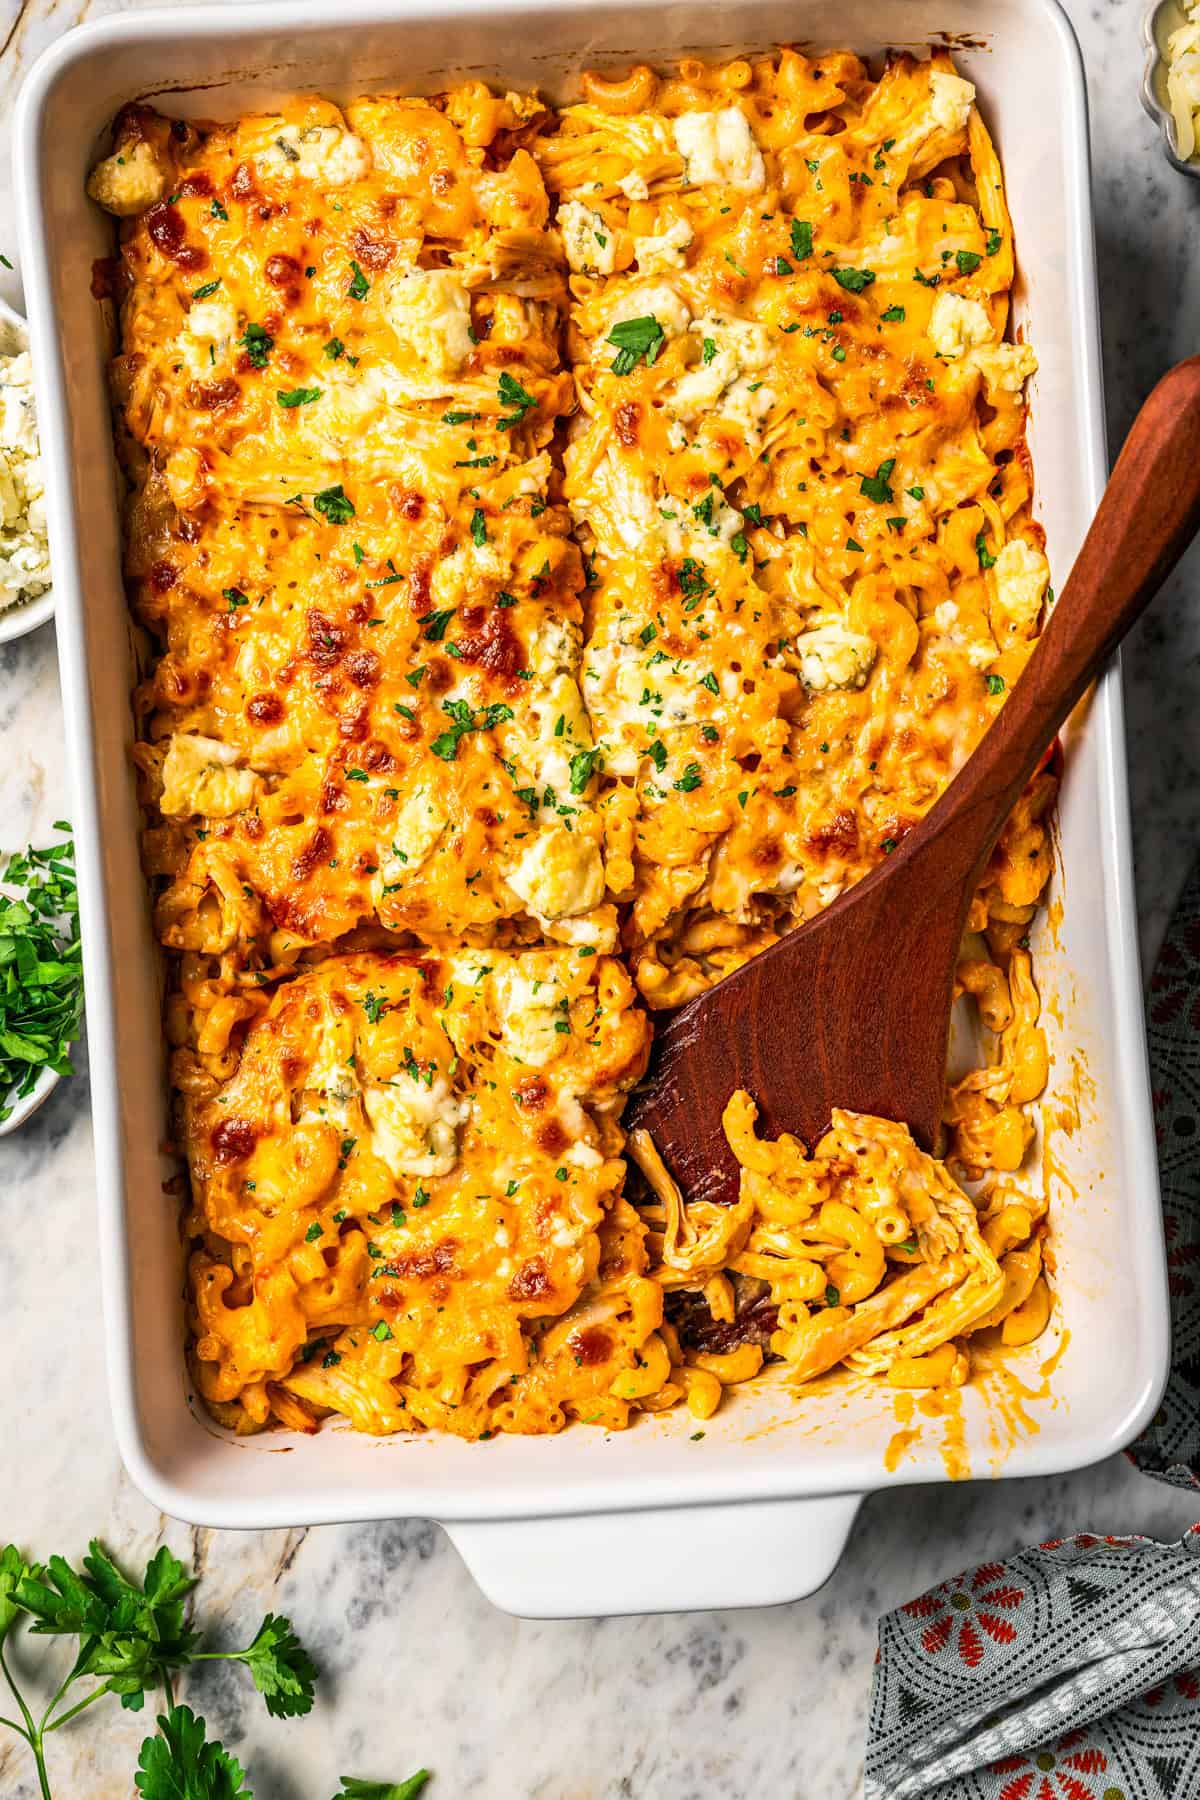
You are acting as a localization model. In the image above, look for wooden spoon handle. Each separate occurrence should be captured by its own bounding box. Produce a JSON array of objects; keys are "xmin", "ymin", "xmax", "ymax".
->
[{"xmin": 910, "ymin": 355, "xmax": 1200, "ymax": 894}]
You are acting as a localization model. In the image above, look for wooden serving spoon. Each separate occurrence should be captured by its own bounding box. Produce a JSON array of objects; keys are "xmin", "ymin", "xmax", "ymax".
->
[{"xmin": 624, "ymin": 357, "xmax": 1200, "ymax": 1205}]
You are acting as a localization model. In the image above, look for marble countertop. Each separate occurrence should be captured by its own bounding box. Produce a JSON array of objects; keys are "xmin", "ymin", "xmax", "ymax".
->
[{"xmin": 2, "ymin": 2, "xmax": 1199, "ymax": 1795}]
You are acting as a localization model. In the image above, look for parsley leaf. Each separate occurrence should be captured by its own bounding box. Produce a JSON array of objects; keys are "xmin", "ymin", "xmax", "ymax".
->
[
  {"xmin": 191, "ymin": 280, "xmax": 221, "ymax": 300},
  {"xmin": 859, "ymin": 458, "xmax": 896, "ymax": 505},
  {"xmin": 276, "ymin": 386, "xmax": 321, "ymax": 408},
  {"xmin": 0, "ymin": 1545, "xmax": 38, "ymax": 1644},
  {"xmin": 986, "ymin": 672, "xmax": 1006, "ymax": 695},
  {"xmin": 496, "ymin": 371, "xmax": 537, "ymax": 429},
  {"xmin": 790, "ymin": 218, "xmax": 813, "ymax": 261},
  {"xmin": 956, "ymin": 249, "xmax": 982, "ymax": 276},
  {"xmin": 985, "ymin": 228, "xmax": 1002, "ymax": 256},
  {"xmin": 432, "ymin": 698, "xmax": 513, "ymax": 761},
  {"xmin": 332, "ymin": 1777, "xmax": 431, "ymax": 1800},
  {"xmin": 313, "ymin": 484, "xmax": 354, "ymax": 525},
  {"xmin": 569, "ymin": 747, "xmax": 603, "ymax": 794},
  {"xmin": 831, "ymin": 266, "xmax": 875, "ymax": 293},
  {"xmin": 880, "ymin": 304, "xmax": 905, "ymax": 322},
  {"xmin": 470, "ymin": 508, "xmax": 487, "ymax": 547},
  {"xmin": 237, "ymin": 323, "xmax": 272, "ymax": 368},
  {"xmin": 135, "ymin": 1705, "xmax": 251, "ymax": 1800},
  {"xmin": 235, "ymin": 1614, "xmax": 318, "ymax": 1719},
  {"xmin": 417, "ymin": 608, "xmax": 455, "ymax": 642},
  {"xmin": 976, "ymin": 530, "xmax": 996, "ymax": 570},
  {"xmin": 347, "ymin": 259, "xmax": 370, "ymax": 300},
  {"xmin": 607, "ymin": 314, "xmax": 665, "ymax": 375}
]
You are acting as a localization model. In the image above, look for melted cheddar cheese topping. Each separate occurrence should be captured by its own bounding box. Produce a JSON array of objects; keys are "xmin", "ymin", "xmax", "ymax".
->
[
  {"xmin": 535, "ymin": 51, "xmax": 1047, "ymax": 1006},
  {"xmin": 95, "ymin": 50, "xmax": 1057, "ymax": 1442}
]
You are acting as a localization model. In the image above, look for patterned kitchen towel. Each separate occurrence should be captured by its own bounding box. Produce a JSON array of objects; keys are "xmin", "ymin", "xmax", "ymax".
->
[
  {"xmin": 865, "ymin": 1527, "xmax": 1200, "ymax": 1800},
  {"xmin": 1130, "ymin": 852, "xmax": 1200, "ymax": 1490}
]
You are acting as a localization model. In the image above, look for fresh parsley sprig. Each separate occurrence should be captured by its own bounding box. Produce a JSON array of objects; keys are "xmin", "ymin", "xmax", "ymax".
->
[
  {"xmin": 0, "ymin": 1539, "xmax": 316, "ymax": 1797},
  {"xmin": 0, "ymin": 827, "xmax": 84, "ymax": 1121}
]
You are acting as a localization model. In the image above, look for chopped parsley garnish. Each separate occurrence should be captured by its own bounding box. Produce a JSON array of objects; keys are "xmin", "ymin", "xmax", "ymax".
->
[
  {"xmin": 673, "ymin": 763, "xmax": 702, "ymax": 792},
  {"xmin": 431, "ymin": 699, "xmax": 514, "ymax": 761},
  {"xmin": 191, "ymin": 279, "xmax": 221, "ymax": 299},
  {"xmin": 846, "ymin": 537, "xmax": 864, "ymax": 553},
  {"xmin": 313, "ymin": 483, "xmax": 354, "ymax": 525},
  {"xmin": 238, "ymin": 322, "xmax": 273, "ymax": 368},
  {"xmin": 790, "ymin": 218, "xmax": 814, "ymax": 261},
  {"xmin": 907, "ymin": 486, "xmax": 925, "ymax": 501},
  {"xmin": 859, "ymin": 458, "xmax": 896, "ymax": 504},
  {"xmin": 825, "ymin": 1284, "xmax": 840, "ymax": 1307},
  {"xmin": 417, "ymin": 608, "xmax": 455, "ymax": 642},
  {"xmin": 985, "ymin": 228, "xmax": 1003, "ymax": 256},
  {"xmin": 347, "ymin": 259, "xmax": 370, "ymax": 300},
  {"xmin": 678, "ymin": 558, "xmax": 712, "ymax": 604},
  {"xmin": 881, "ymin": 304, "xmax": 905, "ymax": 322},
  {"xmin": 956, "ymin": 249, "xmax": 982, "ymax": 276},
  {"xmin": 702, "ymin": 337, "xmax": 718, "ymax": 364},
  {"xmin": 607, "ymin": 314, "xmax": 666, "ymax": 376},
  {"xmin": 324, "ymin": 337, "xmax": 347, "ymax": 360},
  {"xmin": 976, "ymin": 530, "xmax": 996, "ymax": 570},
  {"xmin": 832, "ymin": 266, "xmax": 875, "ymax": 293},
  {"xmin": 496, "ymin": 371, "xmax": 537, "ymax": 429},
  {"xmin": 986, "ymin": 672, "xmax": 1006, "ymax": 695},
  {"xmin": 223, "ymin": 587, "xmax": 249, "ymax": 610},
  {"xmin": 304, "ymin": 1222, "xmax": 323, "ymax": 1243},
  {"xmin": 568, "ymin": 747, "xmax": 603, "ymax": 794},
  {"xmin": 371, "ymin": 1319, "xmax": 394, "ymax": 1341},
  {"xmin": 0, "ymin": 827, "xmax": 84, "ymax": 1120},
  {"xmin": 276, "ymin": 386, "xmax": 321, "ymax": 408},
  {"xmin": 211, "ymin": 197, "xmax": 229, "ymax": 221},
  {"xmin": 470, "ymin": 507, "xmax": 488, "ymax": 547}
]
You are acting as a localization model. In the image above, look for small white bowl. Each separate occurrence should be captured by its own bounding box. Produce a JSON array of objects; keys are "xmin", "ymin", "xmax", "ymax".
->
[
  {"xmin": 0, "ymin": 1062, "xmax": 63, "ymax": 1135},
  {"xmin": 0, "ymin": 293, "xmax": 55, "ymax": 644}
]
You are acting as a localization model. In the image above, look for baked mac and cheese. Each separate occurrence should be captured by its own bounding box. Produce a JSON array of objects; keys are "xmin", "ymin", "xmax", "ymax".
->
[{"xmin": 92, "ymin": 48, "xmax": 1056, "ymax": 1439}]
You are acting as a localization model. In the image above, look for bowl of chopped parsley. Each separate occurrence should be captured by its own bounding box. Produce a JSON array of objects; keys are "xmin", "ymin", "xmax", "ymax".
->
[{"xmin": 0, "ymin": 824, "xmax": 83, "ymax": 1133}]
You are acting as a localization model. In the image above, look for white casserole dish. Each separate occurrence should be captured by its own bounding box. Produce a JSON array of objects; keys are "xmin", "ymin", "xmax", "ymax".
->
[{"xmin": 14, "ymin": 0, "xmax": 1169, "ymax": 1619}]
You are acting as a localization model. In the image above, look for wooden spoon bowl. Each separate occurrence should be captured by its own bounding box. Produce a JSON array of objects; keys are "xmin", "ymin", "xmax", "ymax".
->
[{"xmin": 624, "ymin": 357, "xmax": 1200, "ymax": 1204}]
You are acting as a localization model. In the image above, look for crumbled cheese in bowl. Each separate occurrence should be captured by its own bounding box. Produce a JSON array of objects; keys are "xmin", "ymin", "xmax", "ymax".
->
[
  {"xmin": 0, "ymin": 348, "xmax": 50, "ymax": 613},
  {"xmin": 1166, "ymin": 5, "xmax": 1200, "ymax": 162}
]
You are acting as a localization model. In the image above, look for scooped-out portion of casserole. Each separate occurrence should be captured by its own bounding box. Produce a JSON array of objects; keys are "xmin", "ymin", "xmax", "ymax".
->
[{"xmin": 92, "ymin": 49, "xmax": 1056, "ymax": 1440}]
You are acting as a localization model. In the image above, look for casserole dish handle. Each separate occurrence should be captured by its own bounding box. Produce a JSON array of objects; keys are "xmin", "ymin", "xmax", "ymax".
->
[{"xmin": 443, "ymin": 1492, "xmax": 862, "ymax": 1617}]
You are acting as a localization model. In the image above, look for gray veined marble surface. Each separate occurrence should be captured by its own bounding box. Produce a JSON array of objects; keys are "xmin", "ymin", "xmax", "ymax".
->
[{"xmin": 2, "ymin": 1, "xmax": 1200, "ymax": 1795}]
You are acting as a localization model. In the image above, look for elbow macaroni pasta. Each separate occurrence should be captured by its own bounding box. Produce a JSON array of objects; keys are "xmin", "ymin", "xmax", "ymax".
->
[{"xmin": 94, "ymin": 46, "xmax": 1056, "ymax": 1440}]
